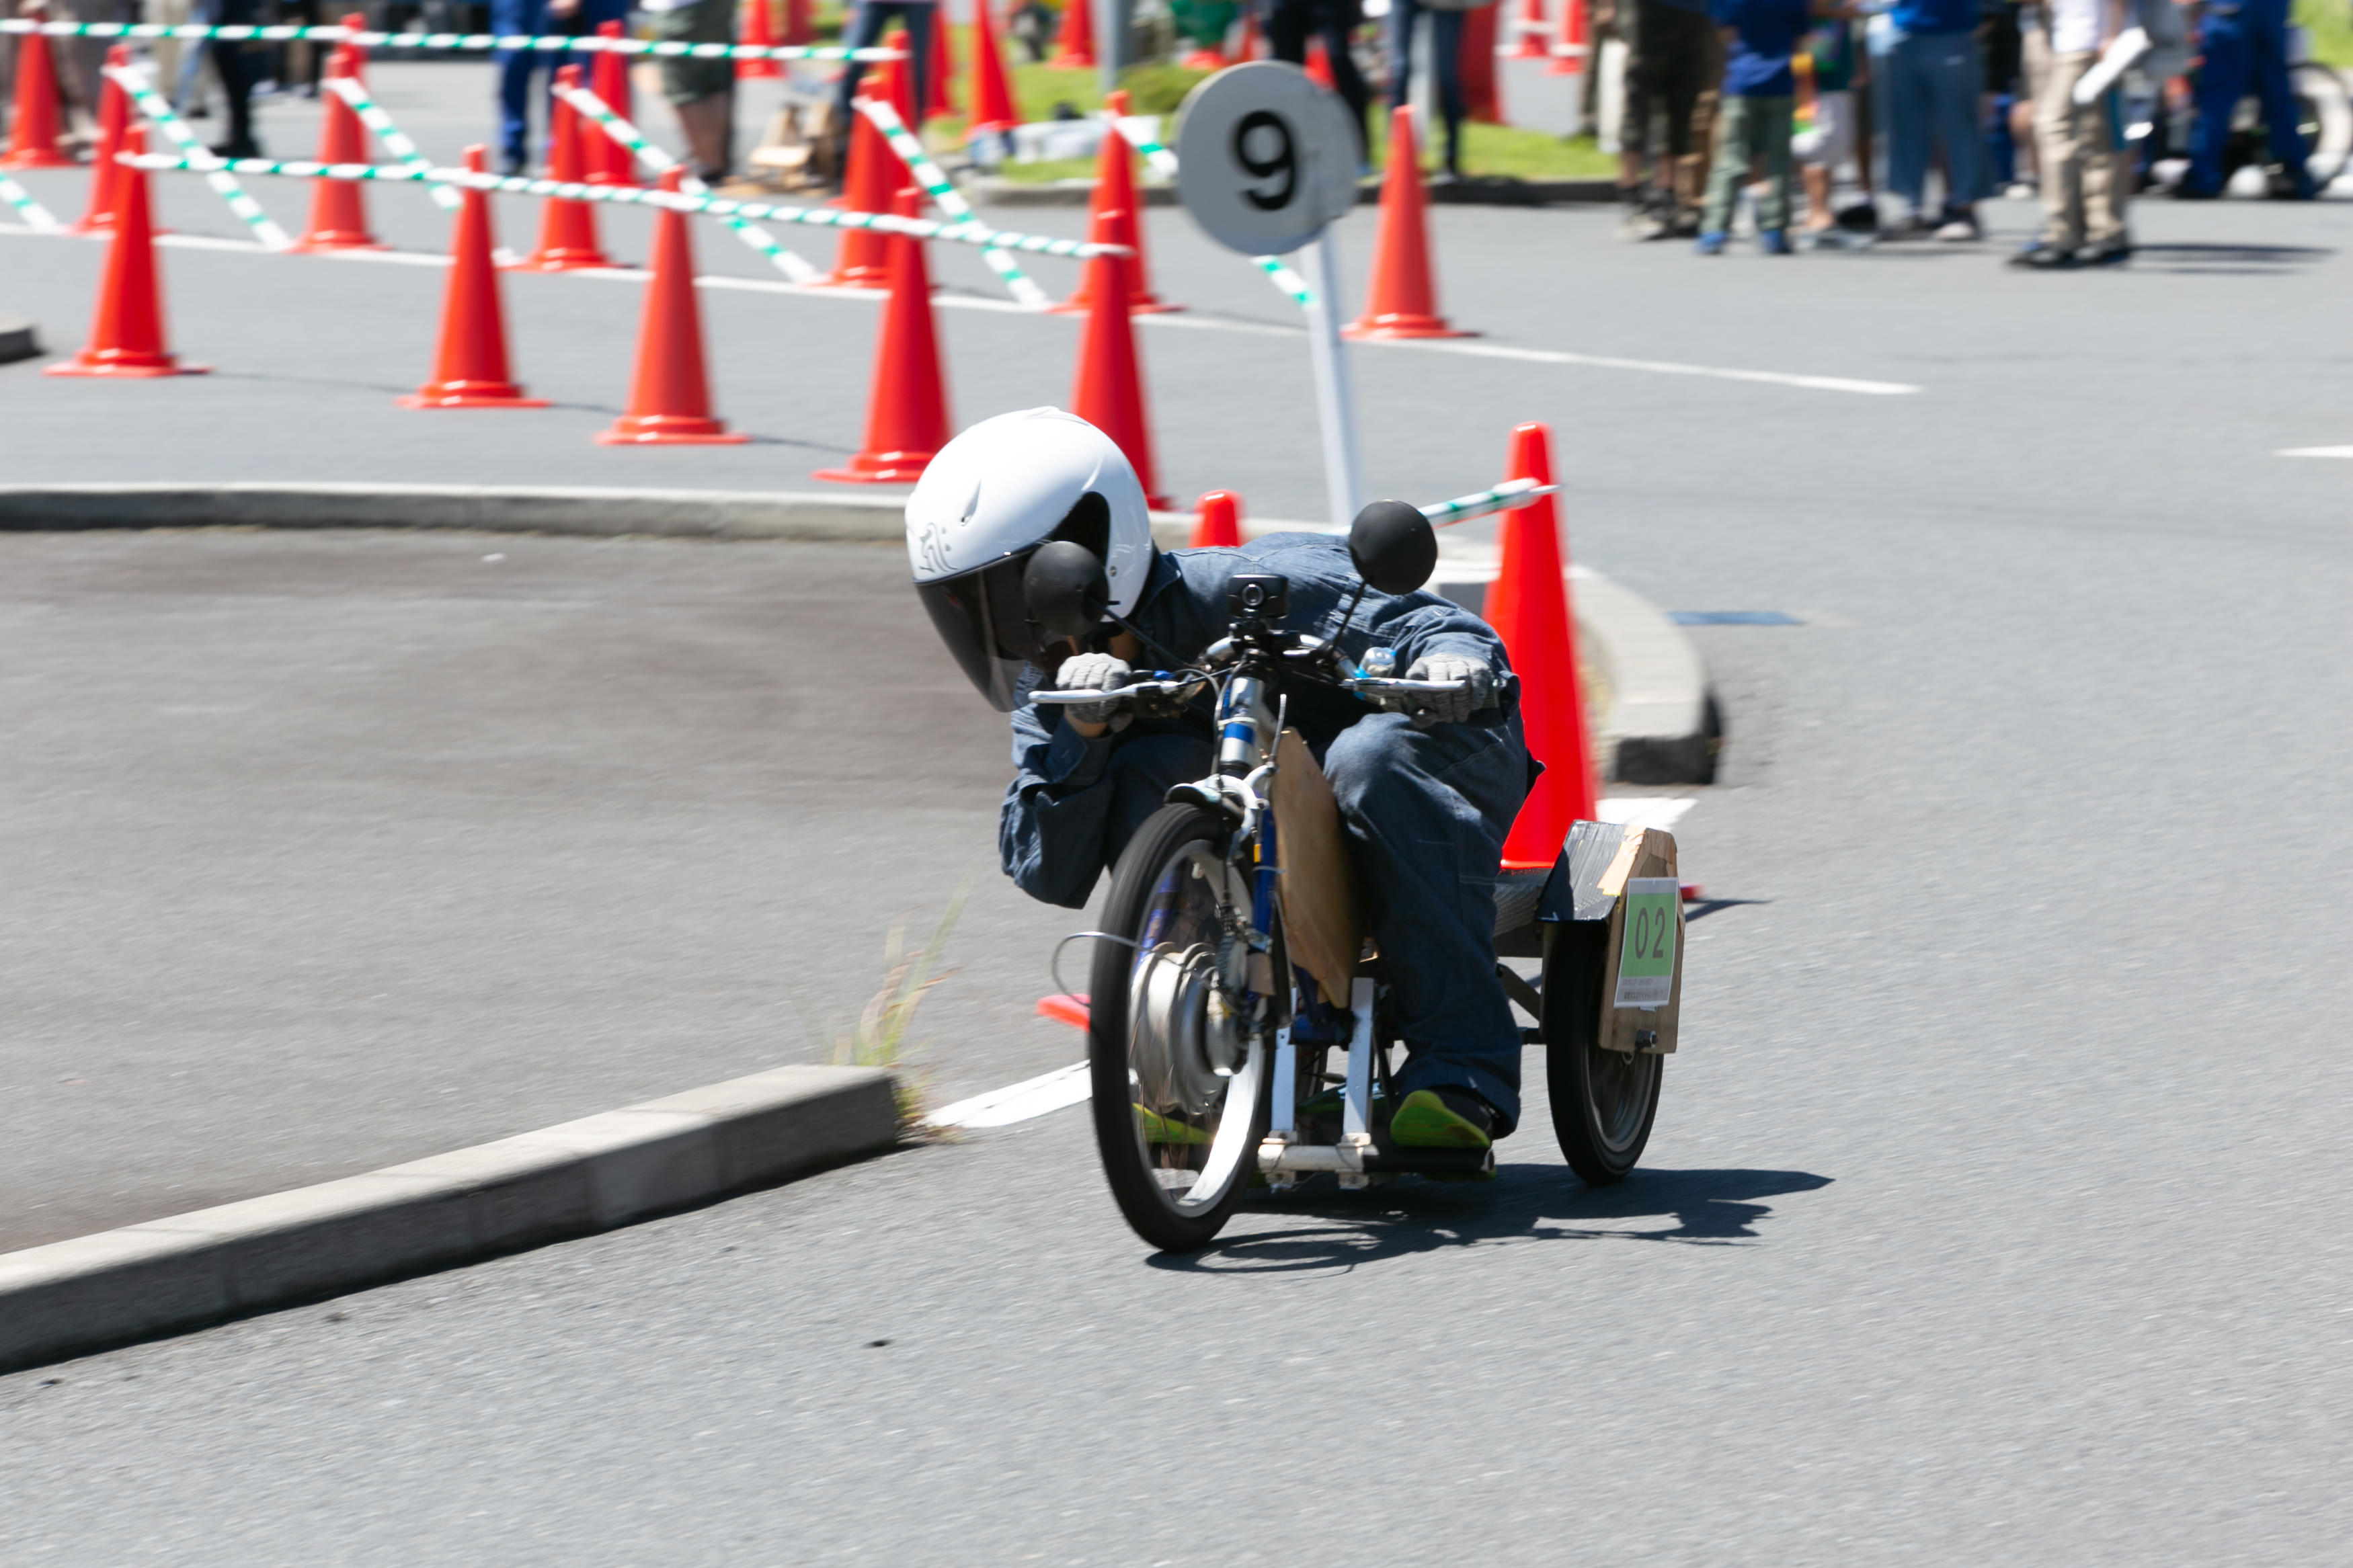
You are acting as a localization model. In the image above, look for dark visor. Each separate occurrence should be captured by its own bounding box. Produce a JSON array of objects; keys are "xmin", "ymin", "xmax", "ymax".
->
[{"xmin": 916, "ymin": 549, "xmax": 1059, "ymax": 711}]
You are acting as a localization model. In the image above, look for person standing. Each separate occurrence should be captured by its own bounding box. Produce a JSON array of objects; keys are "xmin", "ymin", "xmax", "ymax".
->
[
  {"xmin": 1794, "ymin": 7, "xmax": 1880, "ymax": 237},
  {"xmin": 1605, "ymin": 0, "xmax": 1718, "ymax": 237},
  {"xmin": 832, "ymin": 0, "xmax": 936, "ymax": 133},
  {"xmin": 1880, "ymin": 0, "xmax": 1985, "ymax": 239},
  {"xmin": 2009, "ymin": 0, "xmax": 2129, "ymax": 265},
  {"xmin": 2179, "ymin": 0, "xmax": 2313, "ymax": 199},
  {"xmin": 1267, "ymin": 0, "xmax": 1371, "ymax": 162},
  {"xmin": 200, "ymin": 0, "xmax": 266, "ymax": 158},
  {"xmin": 1696, "ymin": 0, "xmax": 1807, "ymax": 253},
  {"xmin": 491, "ymin": 0, "xmax": 631, "ymax": 176},
  {"xmin": 1386, "ymin": 0, "xmax": 1494, "ymax": 179}
]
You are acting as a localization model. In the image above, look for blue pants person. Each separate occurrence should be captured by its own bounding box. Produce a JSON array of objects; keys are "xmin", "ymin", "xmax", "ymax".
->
[
  {"xmin": 493, "ymin": 0, "xmax": 633, "ymax": 175},
  {"xmin": 1882, "ymin": 28, "xmax": 1984, "ymax": 220},
  {"xmin": 834, "ymin": 0, "xmax": 936, "ymax": 130},
  {"xmin": 1386, "ymin": 0, "xmax": 1468, "ymax": 177},
  {"xmin": 2186, "ymin": 0, "xmax": 2313, "ymax": 198}
]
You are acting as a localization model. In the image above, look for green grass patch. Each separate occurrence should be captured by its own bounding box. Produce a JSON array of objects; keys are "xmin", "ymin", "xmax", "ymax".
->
[{"xmin": 2297, "ymin": 0, "xmax": 2353, "ymax": 69}]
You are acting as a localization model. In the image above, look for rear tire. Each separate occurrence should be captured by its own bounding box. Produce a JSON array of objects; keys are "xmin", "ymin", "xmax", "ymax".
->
[
  {"xmin": 1088, "ymin": 803, "xmax": 1270, "ymax": 1252},
  {"xmin": 1542, "ymin": 921, "xmax": 1662, "ymax": 1184}
]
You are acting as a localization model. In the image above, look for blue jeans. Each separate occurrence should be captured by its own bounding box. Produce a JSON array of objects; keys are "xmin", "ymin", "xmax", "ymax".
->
[
  {"xmin": 834, "ymin": 0, "xmax": 936, "ymax": 126},
  {"xmin": 1075, "ymin": 712, "xmax": 1530, "ymax": 1132},
  {"xmin": 493, "ymin": 0, "xmax": 632, "ymax": 169},
  {"xmin": 1386, "ymin": 0, "xmax": 1466, "ymax": 173},
  {"xmin": 1884, "ymin": 28, "xmax": 1983, "ymax": 215},
  {"xmin": 2187, "ymin": 11, "xmax": 2312, "ymax": 196}
]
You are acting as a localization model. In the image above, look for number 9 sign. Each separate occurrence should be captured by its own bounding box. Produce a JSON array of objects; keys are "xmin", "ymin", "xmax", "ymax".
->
[{"xmin": 1174, "ymin": 62, "xmax": 1359, "ymax": 258}]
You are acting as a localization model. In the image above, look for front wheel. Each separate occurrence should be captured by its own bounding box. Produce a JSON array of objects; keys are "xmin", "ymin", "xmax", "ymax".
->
[
  {"xmin": 1542, "ymin": 921, "xmax": 1662, "ymax": 1184},
  {"xmin": 1088, "ymin": 803, "xmax": 1271, "ymax": 1252}
]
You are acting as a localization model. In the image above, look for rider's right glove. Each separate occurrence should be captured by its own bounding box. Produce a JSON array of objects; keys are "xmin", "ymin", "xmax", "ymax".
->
[
  {"xmin": 1404, "ymin": 653, "xmax": 1493, "ymax": 728},
  {"xmin": 1055, "ymin": 652, "xmax": 1133, "ymax": 729}
]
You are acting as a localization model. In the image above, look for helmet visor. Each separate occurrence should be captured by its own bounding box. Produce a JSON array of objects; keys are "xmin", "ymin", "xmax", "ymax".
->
[{"xmin": 916, "ymin": 551, "xmax": 1055, "ymax": 712}]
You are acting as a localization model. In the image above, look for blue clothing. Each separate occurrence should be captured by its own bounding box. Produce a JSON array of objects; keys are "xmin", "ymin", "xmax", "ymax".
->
[
  {"xmin": 492, "ymin": 0, "xmax": 631, "ymax": 169},
  {"xmin": 998, "ymin": 534, "xmax": 1532, "ymax": 1128},
  {"xmin": 1387, "ymin": 0, "xmax": 1469, "ymax": 172},
  {"xmin": 2186, "ymin": 4, "xmax": 2312, "ymax": 197},
  {"xmin": 1712, "ymin": 0, "xmax": 1808, "ymax": 97},
  {"xmin": 1882, "ymin": 27, "xmax": 1985, "ymax": 211},
  {"xmin": 1888, "ymin": 0, "xmax": 1977, "ymax": 34}
]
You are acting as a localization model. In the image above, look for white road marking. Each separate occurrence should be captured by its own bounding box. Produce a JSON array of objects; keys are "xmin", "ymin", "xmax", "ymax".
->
[
  {"xmin": 2277, "ymin": 446, "xmax": 2353, "ymax": 458},
  {"xmin": 1597, "ymin": 796, "xmax": 1697, "ymax": 832},
  {"xmin": 926, "ymin": 1062, "xmax": 1090, "ymax": 1129},
  {"xmin": 3, "ymin": 222, "xmax": 1915, "ymax": 393}
]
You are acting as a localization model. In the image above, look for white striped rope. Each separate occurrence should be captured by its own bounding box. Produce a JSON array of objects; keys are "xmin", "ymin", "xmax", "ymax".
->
[
  {"xmin": 1419, "ymin": 478, "xmax": 1558, "ymax": 526},
  {"xmin": 104, "ymin": 62, "xmax": 292, "ymax": 250},
  {"xmin": 1111, "ymin": 116, "xmax": 1314, "ymax": 309},
  {"xmin": 0, "ymin": 170, "xmax": 62, "ymax": 233},
  {"xmin": 553, "ymin": 81, "xmax": 820, "ymax": 284},
  {"xmin": 118, "ymin": 153, "xmax": 1135, "ymax": 258},
  {"xmin": 325, "ymin": 73, "xmax": 459, "ymax": 211},
  {"xmin": 854, "ymin": 97, "xmax": 1048, "ymax": 308},
  {"xmin": 1, "ymin": 19, "xmax": 900, "ymax": 60}
]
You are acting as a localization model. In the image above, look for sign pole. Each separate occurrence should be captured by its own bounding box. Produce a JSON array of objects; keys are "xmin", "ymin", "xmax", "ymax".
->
[{"xmin": 1300, "ymin": 233, "xmax": 1362, "ymax": 526}]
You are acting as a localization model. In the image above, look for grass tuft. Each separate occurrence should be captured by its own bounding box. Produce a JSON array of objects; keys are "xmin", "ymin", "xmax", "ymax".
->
[{"xmin": 827, "ymin": 882, "xmax": 971, "ymax": 1137}]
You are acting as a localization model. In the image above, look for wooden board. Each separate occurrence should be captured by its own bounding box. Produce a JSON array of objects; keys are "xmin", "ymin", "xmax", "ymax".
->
[
  {"xmin": 1595, "ymin": 829, "xmax": 1684, "ymax": 1054},
  {"xmin": 1271, "ymin": 729, "xmax": 1363, "ymax": 1006}
]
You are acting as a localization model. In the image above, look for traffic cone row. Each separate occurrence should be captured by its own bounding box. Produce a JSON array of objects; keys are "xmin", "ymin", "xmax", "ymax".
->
[
  {"xmin": 47, "ymin": 126, "xmax": 207, "ymax": 377},
  {"xmin": 69, "ymin": 44, "xmax": 133, "ymax": 235},
  {"xmin": 514, "ymin": 65, "xmax": 616, "ymax": 271},
  {"xmin": 1486, "ymin": 421, "xmax": 1599, "ymax": 867},
  {"xmin": 290, "ymin": 44, "xmax": 385, "ymax": 253},
  {"xmin": 1053, "ymin": 91, "xmax": 1177, "ymax": 316},
  {"xmin": 3, "ymin": 11, "xmax": 73, "ymax": 169}
]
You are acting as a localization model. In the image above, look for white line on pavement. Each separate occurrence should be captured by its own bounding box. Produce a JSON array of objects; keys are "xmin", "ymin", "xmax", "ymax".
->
[
  {"xmin": 2276, "ymin": 446, "xmax": 2353, "ymax": 457},
  {"xmin": 3, "ymin": 223, "xmax": 1916, "ymax": 394}
]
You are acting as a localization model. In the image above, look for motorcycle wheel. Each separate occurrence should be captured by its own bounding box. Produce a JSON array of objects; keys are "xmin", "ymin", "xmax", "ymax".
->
[
  {"xmin": 1541, "ymin": 920, "xmax": 1662, "ymax": 1184},
  {"xmin": 1088, "ymin": 802, "xmax": 1271, "ymax": 1252}
]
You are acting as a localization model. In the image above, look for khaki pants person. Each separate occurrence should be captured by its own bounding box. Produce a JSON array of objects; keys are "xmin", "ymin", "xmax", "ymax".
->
[{"xmin": 2033, "ymin": 38, "xmax": 2128, "ymax": 250}]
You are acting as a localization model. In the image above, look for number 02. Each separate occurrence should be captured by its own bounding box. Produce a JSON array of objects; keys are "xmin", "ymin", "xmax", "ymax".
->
[{"xmin": 1232, "ymin": 110, "xmax": 1298, "ymax": 212}]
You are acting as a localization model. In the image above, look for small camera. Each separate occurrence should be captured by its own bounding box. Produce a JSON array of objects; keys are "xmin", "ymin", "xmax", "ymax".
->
[{"xmin": 1225, "ymin": 574, "xmax": 1289, "ymax": 622}]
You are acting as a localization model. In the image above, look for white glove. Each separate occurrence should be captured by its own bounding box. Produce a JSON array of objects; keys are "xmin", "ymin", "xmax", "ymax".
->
[
  {"xmin": 1055, "ymin": 652, "xmax": 1132, "ymax": 727},
  {"xmin": 1404, "ymin": 654, "xmax": 1493, "ymax": 727}
]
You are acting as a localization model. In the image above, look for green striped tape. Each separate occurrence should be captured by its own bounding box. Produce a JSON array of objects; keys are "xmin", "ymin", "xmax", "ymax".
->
[
  {"xmin": 1, "ymin": 19, "xmax": 899, "ymax": 61},
  {"xmin": 323, "ymin": 73, "xmax": 459, "ymax": 210},
  {"xmin": 854, "ymin": 97, "xmax": 1047, "ymax": 308},
  {"xmin": 1, "ymin": 171, "xmax": 61, "ymax": 233},
  {"xmin": 105, "ymin": 63, "xmax": 292, "ymax": 250}
]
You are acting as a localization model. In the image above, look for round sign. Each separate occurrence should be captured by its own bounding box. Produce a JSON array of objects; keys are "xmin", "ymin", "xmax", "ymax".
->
[{"xmin": 1172, "ymin": 62, "xmax": 1359, "ymax": 257}]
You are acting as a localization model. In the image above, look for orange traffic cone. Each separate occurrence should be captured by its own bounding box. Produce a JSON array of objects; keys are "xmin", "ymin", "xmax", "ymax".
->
[
  {"xmin": 1189, "ymin": 491, "xmax": 1242, "ymax": 548},
  {"xmin": 1548, "ymin": 0, "xmax": 1587, "ymax": 75},
  {"xmin": 1180, "ymin": 41, "xmax": 1226, "ymax": 70},
  {"xmin": 1509, "ymin": 0, "xmax": 1546, "ymax": 59},
  {"xmin": 1305, "ymin": 37, "xmax": 1334, "ymax": 90},
  {"xmin": 1070, "ymin": 228, "xmax": 1172, "ymax": 509},
  {"xmin": 924, "ymin": 3, "xmax": 955, "ymax": 120},
  {"xmin": 512, "ymin": 66, "xmax": 616, "ymax": 270},
  {"xmin": 587, "ymin": 20, "xmax": 635, "ymax": 184},
  {"xmin": 48, "ymin": 128, "xmax": 208, "ymax": 377},
  {"xmin": 3, "ymin": 15, "xmax": 73, "ymax": 169},
  {"xmin": 1049, "ymin": 0, "xmax": 1094, "ymax": 69},
  {"xmin": 967, "ymin": 0, "xmax": 1020, "ymax": 135},
  {"xmin": 69, "ymin": 43, "xmax": 132, "ymax": 234},
  {"xmin": 736, "ymin": 0, "xmax": 783, "ymax": 80},
  {"xmin": 820, "ymin": 89, "xmax": 900, "ymax": 288},
  {"xmin": 1052, "ymin": 92, "xmax": 1179, "ymax": 315},
  {"xmin": 1346, "ymin": 107, "xmax": 1474, "ymax": 340},
  {"xmin": 815, "ymin": 188, "xmax": 950, "ymax": 482},
  {"xmin": 600, "ymin": 167, "xmax": 746, "ymax": 444},
  {"xmin": 877, "ymin": 24, "xmax": 920, "ymax": 128},
  {"xmin": 397, "ymin": 146, "xmax": 547, "ymax": 408},
  {"xmin": 289, "ymin": 46, "xmax": 385, "ymax": 251},
  {"xmin": 1236, "ymin": 8, "xmax": 1261, "ymax": 60},
  {"xmin": 1486, "ymin": 422, "xmax": 1598, "ymax": 868},
  {"xmin": 1462, "ymin": 4, "xmax": 1502, "ymax": 123},
  {"xmin": 781, "ymin": 0, "xmax": 813, "ymax": 45}
]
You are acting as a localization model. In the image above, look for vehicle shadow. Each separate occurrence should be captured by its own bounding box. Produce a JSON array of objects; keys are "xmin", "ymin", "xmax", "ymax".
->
[{"xmin": 1151, "ymin": 1165, "xmax": 1833, "ymax": 1274}]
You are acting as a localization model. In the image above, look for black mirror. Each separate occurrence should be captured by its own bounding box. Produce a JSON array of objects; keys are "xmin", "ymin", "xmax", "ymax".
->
[
  {"xmin": 1023, "ymin": 540, "xmax": 1109, "ymax": 642},
  {"xmin": 1348, "ymin": 500, "xmax": 1437, "ymax": 596}
]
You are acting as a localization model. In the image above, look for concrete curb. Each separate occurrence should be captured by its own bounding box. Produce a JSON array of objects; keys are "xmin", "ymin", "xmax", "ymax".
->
[
  {"xmin": 0, "ymin": 315, "xmax": 41, "ymax": 365},
  {"xmin": 0, "ymin": 483, "xmax": 1717, "ymax": 780},
  {"xmin": 0, "ymin": 1065, "xmax": 900, "ymax": 1374}
]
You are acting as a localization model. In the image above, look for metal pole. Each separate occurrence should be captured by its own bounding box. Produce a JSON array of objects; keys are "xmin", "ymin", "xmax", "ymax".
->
[
  {"xmin": 1095, "ymin": 0, "xmax": 1128, "ymax": 97},
  {"xmin": 1300, "ymin": 231, "xmax": 1363, "ymax": 526}
]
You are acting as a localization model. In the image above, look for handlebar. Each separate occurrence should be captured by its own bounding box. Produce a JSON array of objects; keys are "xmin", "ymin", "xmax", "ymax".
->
[{"xmin": 1035, "ymin": 673, "xmax": 1468, "ymax": 705}]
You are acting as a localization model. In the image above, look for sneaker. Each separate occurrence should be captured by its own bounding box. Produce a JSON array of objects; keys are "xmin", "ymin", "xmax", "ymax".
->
[
  {"xmin": 1667, "ymin": 205, "xmax": 1702, "ymax": 238},
  {"xmin": 1387, "ymin": 1089, "xmax": 1497, "ymax": 1150},
  {"xmin": 1618, "ymin": 200, "xmax": 1670, "ymax": 243},
  {"xmin": 2006, "ymin": 241, "xmax": 2077, "ymax": 270},
  {"xmin": 2077, "ymin": 241, "xmax": 2131, "ymax": 267},
  {"xmin": 1933, "ymin": 212, "xmax": 1982, "ymax": 242},
  {"xmin": 1883, "ymin": 210, "xmax": 1935, "ymax": 239},
  {"xmin": 1758, "ymin": 228, "xmax": 1792, "ymax": 255},
  {"xmin": 1833, "ymin": 200, "xmax": 1880, "ymax": 233},
  {"xmin": 2171, "ymin": 181, "xmax": 2219, "ymax": 200},
  {"xmin": 1693, "ymin": 230, "xmax": 1728, "ymax": 255},
  {"xmin": 207, "ymin": 138, "xmax": 261, "ymax": 161}
]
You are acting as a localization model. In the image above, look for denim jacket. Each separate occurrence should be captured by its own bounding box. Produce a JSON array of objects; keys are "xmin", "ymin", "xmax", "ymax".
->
[{"xmin": 998, "ymin": 532, "xmax": 1513, "ymax": 907}]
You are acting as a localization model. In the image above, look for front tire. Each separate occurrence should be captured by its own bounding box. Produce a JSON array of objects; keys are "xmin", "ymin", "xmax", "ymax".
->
[
  {"xmin": 1542, "ymin": 921, "xmax": 1662, "ymax": 1184},
  {"xmin": 1088, "ymin": 804, "xmax": 1270, "ymax": 1252}
]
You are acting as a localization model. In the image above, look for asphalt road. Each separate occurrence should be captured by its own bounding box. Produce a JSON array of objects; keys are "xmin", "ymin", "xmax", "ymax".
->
[{"xmin": 7, "ymin": 58, "xmax": 2353, "ymax": 1568}]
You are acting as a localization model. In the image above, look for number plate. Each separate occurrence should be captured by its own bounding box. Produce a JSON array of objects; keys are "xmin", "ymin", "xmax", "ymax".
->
[
  {"xmin": 1612, "ymin": 878, "xmax": 1679, "ymax": 1009},
  {"xmin": 1172, "ymin": 62, "xmax": 1360, "ymax": 258}
]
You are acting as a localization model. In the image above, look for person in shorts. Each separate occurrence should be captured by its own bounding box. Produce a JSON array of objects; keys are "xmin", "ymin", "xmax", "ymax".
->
[
  {"xmin": 1605, "ymin": 0, "xmax": 1720, "ymax": 237},
  {"xmin": 643, "ymin": 0, "xmax": 740, "ymax": 181},
  {"xmin": 1793, "ymin": 9, "xmax": 1879, "ymax": 238},
  {"xmin": 1696, "ymin": 0, "xmax": 1806, "ymax": 253}
]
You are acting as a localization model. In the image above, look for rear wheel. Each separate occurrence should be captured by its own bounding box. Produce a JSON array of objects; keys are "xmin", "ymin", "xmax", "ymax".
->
[
  {"xmin": 1088, "ymin": 803, "xmax": 1270, "ymax": 1251},
  {"xmin": 1541, "ymin": 921, "xmax": 1662, "ymax": 1184}
]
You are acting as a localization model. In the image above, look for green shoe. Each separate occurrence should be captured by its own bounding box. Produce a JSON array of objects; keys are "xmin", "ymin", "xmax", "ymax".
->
[
  {"xmin": 1133, "ymin": 1106, "xmax": 1209, "ymax": 1146},
  {"xmin": 1386, "ymin": 1089, "xmax": 1497, "ymax": 1151}
]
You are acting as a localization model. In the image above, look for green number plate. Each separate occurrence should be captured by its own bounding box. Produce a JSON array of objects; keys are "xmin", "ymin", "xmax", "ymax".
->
[{"xmin": 1613, "ymin": 878, "xmax": 1679, "ymax": 1009}]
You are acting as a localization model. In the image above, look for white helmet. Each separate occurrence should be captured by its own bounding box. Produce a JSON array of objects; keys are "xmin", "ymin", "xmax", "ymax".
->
[{"xmin": 906, "ymin": 407, "xmax": 1158, "ymax": 710}]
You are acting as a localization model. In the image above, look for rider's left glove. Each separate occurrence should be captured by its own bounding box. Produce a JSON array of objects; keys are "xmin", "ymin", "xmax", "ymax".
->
[
  {"xmin": 1405, "ymin": 654, "xmax": 1494, "ymax": 728},
  {"xmin": 1055, "ymin": 651, "xmax": 1133, "ymax": 729}
]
